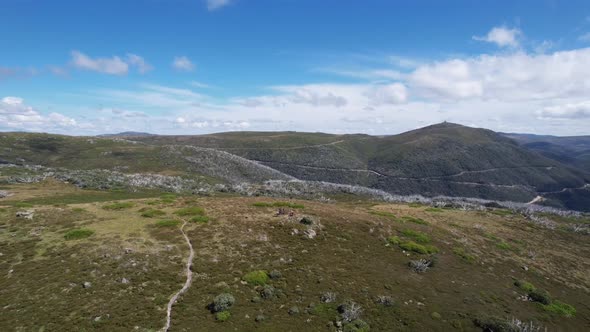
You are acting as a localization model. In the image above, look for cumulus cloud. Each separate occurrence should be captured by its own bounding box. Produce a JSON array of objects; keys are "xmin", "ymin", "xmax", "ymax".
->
[
  {"xmin": 70, "ymin": 51, "xmax": 151, "ymax": 75},
  {"xmin": 126, "ymin": 54, "xmax": 153, "ymax": 73},
  {"xmin": 473, "ymin": 26, "xmax": 521, "ymax": 48},
  {"xmin": 408, "ymin": 48, "xmax": 590, "ymax": 101},
  {"xmin": 364, "ymin": 83, "xmax": 408, "ymax": 105},
  {"xmin": 172, "ymin": 56, "xmax": 195, "ymax": 72},
  {"xmin": 538, "ymin": 101, "xmax": 590, "ymax": 119},
  {"xmin": 207, "ymin": 0, "xmax": 232, "ymax": 11},
  {"xmin": 0, "ymin": 96, "xmax": 77, "ymax": 131}
]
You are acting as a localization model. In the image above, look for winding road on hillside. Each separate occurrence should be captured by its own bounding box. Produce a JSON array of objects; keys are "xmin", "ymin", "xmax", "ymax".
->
[{"xmin": 162, "ymin": 221, "xmax": 194, "ymax": 332}]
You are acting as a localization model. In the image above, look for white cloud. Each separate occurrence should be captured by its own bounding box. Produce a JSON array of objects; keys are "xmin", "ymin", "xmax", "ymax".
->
[
  {"xmin": 473, "ymin": 26, "xmax": 521, "ymax": 48},
  {"xmin": 0, "ymin": 96, "xmax": 77, "ymax": 131},
  {"xmin": 172, "ymin": 56, "xmax": 195, "ymax": 72},
  {"xmin": 71, "ymin": 51, "xmax": 129, "ymax": 75},
  {"xmin": 190, "ymin": 81, "xmax": 210, "ymax": 88},
  {"xmin": 207, "ymin": 0, "xmax": 232, "ymax": 11},
  {"xmin": 408, "ymin": 48, "xmax": 590, "ymax": 101},
  {"xmin": 126, "ymin": 54, "xmax": 153, "ymax": 73},
  {"xmin": 364, "ymin": 83, "xmax": 408, "ymax": 105},
  {"xmin": 70, "ymin": 51, "xmax": 151, "ymax": 75},
  {"xmin": 538, "ymin": 101, "xmax": 590, "ymax": 119}
]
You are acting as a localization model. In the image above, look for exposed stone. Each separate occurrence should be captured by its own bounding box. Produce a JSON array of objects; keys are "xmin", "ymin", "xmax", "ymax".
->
[
  {"xmin": 121, "ymin": 278, "xmax": 130, "ymax": 284},
  {"xmin": 16, "ymin": 210, "xmax": 34, "ymax": 220},
  {"xmin": 303, "ymin": 229, "xmax": 317, "ymax": 239},
  {"xmin": 83, "ymin": 281, "xmax": 92, "ymax": 288}
]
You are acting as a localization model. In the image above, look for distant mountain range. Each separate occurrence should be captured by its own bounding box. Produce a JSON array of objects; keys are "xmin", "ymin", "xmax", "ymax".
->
[
  {"xmin": 2, "ymin": 123, "xmax": 589, "ymax": 211},
  {"xmin": 97, "ymin": 131, "xmax": 155, "ymax": 137}
]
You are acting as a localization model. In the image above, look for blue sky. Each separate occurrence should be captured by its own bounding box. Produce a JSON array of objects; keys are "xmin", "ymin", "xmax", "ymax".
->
[{"xmin": 2, "ymin": 0, "xmax": 590, "ymax": 135}]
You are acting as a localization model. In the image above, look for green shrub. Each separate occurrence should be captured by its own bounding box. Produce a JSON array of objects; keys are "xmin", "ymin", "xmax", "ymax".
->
[
  {"xmin": 174, "ymin": 207, "xmax": 205, "ymax": 216},
  {"xmin": 190, "ymin": 215, "xmax": 210, "ymax": 223},
  {"xmin": 514, "ymin": 280, "xmax": 536, "ymax": 293},
  {"xmin": 64, "ymin": 228, "xmax": 94, "ymax": 240},
  {"xmin": 242, "ymin": 270, "xmax": 269, "ymax": 286},
  {"xmin": 159, "ymin": 194, "xmax": 177, "ymax": 203},
  {"xmin": 542, "ymin": 300, "xmax": 576, "ymax": 317},
  {"xmin": 310, "ymin": 303, "xmax": 339, "ymax": 320},
  {"xmin": 400, "ymin": 229, "xmax": 430, "ymax": 243},
  {"xmin": 213, "ymin": 293, "xmax": 235, "ymax": 312},
  {"xmin": 490, "ymin": 209, "xmax": 513, "ymax": 216},
  {"xmin": 103, "ymin": 202, "xmax": 134, "ymax": 210},
  {"xmin": 343, "ymin": 319, "xmax": 370, "ymax": 332},
  {"xmin": 215, "ymin": 311, "xmax": 231, "ymax": 322},
  {"xmin": 453, "ymin": 247, "xmax": 475, "ymax": 263},
  {"xmin": 155, "ymin": 219, "xmax": 180, "ymax": 227},
  {"xmin": 141, "ymin": 209, "xmax": 166, "ymax": 218},
  {"xmin": 71, "ymin": 207, "xmax": 86, "ymax": 213},
  {"xmin": 387, "ymin": 236, "xmax": 400, "ymax": 245},
  {"xmin": 529, "ymin": 289, "xmax": 552, "ymax": 305},
  {"xmin": 399, "ymin": 241, "xmax": 438, "ymax": 254},
  {"xmin": 425, "ymin": 207, "xmax": 444, "ymax": 213}
]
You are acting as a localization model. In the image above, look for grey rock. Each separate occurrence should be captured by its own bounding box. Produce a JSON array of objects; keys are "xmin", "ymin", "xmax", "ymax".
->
[{"xmin": 83, "ymin": 281, "xmax": 92, "ymax": 288}]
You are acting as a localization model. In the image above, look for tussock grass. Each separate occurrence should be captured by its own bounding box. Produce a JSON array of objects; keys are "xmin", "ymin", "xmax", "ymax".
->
[
  {"xmin": 174, "ymin": 207, "xmax": 205, "ymax": 216},
  {"xmin": 242, "ymin": 270, "xmax": 269, "ymax": 285},
  {"xmin": 103, "ymin": 202, "xmax": 134, "ymax": 210},
  {"xmin": 402, "ymin": 216, "xmax": 429, "ymax": 225},
  {"xmin": 155, "ymin": 219, "xmax": 180, "ymax": 227},
  {"xmin": 64, "ymin": 228, "xmax": 94, "ymax": 240},
  {"xmin": 190, "ymin": 215, "xmax": 210, "ymax": 223},
  {"xmin": 399, "ymin": 241, "xmax": 438, "ymax": 254},
  {"xmin": 542, "ymin": 300, "xmax": 576, "ymax": 317},
  {"xmin": 141, "ymin": 209, "xmax": 166, "ymax": 218},
  {"xmin": 369, "ymin": 210, "xmax": 397, "ymax": 219},
  {"xmin": 400, "ymin": 229, "xmax": 430, "ymax": 243}
]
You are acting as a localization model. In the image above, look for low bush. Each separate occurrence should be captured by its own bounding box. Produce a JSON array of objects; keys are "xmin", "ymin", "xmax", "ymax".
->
[
  {"xmin": 155, "ymin": 219, "xmax": 180, "ymax": 227},
  {"xmin": 425, "ymin": 207, "xmax": 444, "ymax": 213},
  {"xmin": 215, "ymin": 311, "xmax": 231, "ymax": 322},
  {"xmin": 64, "ymin": 228, "xmax": 94, "ymax": 240},
  {"xmin": 141, "ymin": 209, "xmax": 166, "ymax": 218},
  {"xmin": 408, "ymin": 259, "xmax": 431, "ymax": 273},
  {"xmin": 212, "ymin": 293, "xmax": 235, "ymax": 313},
  {"xmin": 174, "ymin": 207, "xmax": 205, "ymax": 216},
  {"xmin": 400, "ymin": 229, "xmax": 430, "ymax": 243},
  {"xmin": 338, "ymin": 301, "xmax": 363, "ymax": 322},
  {"xmin": 343, "ymin": 319, "xmax": 370, "ymax": 332},
  {"xmin": 399, "ymin": 241, "xmax": 439, "ymax": 254},
  {"xmin": 542, "ymin": 300, "xmax": 576, "ymax": 317},
  {"xmin": 387, "ymin": 236, "xmax": 400, "ymax": 245},
  {"xmin": 190, "ymin": 215, "xmax": 209, "ymax": 223},
  {"xmin": 102, "ymin": 202, "xmax": 134, "ymax": 210},
  {"xmin": 529, "ymin": 289, "xmax": 552, "ymax": 305},
  {"xmin": 242, "ymin": 270, "xmax": 269, "ymax": 286},
  {"xmin": 514, "ymin": 280, "xmax": 536, "ymax": 293}
]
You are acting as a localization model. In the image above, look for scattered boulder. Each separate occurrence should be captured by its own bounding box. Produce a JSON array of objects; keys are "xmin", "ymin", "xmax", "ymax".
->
[
  {"xmin": 0, "ymin": 190, "xmax": 10, "ymax": 198},
  {"xmin": 288, "ymin": 306, "xmax": 300, "ymax": 315},
  {"xmin": 255, "ymin": 315, "xmax": 266, "ymax": 322},
  {"xmin": 16, "ymin": 210, "xmax": 34, "ymax": 220},
  {"xmin": 83, "ymin": 281, "xmax": 92, "ymax": 288},
  {"xmin": 303, "ymin": 229, "xmax": 317, "ymax": 239},
  {"xmin": 121, "ymin": 278, "xmax": 130, "ymax": 284}
]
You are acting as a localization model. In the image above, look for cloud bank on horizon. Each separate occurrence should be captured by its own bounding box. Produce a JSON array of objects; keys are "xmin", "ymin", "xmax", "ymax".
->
[{"xmin": 1, "ymin": 1, "xmax": 590, "ymax": 136}]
